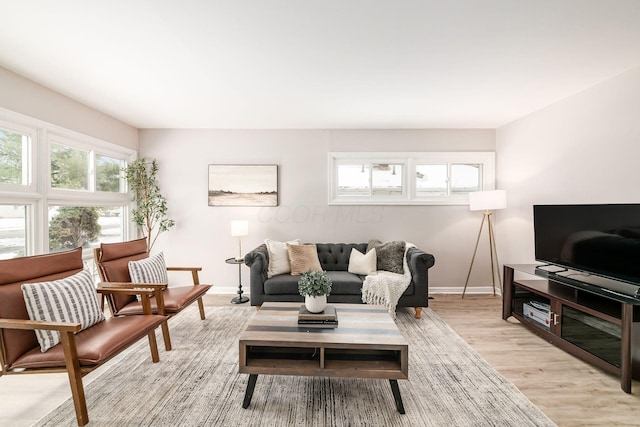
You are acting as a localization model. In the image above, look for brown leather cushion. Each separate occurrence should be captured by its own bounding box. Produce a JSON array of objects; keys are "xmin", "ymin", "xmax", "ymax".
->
[
  {"xmin": 0, "ymin": 247, "xmax": 84, "ymax": 368},
  {"xmin": 9, "ymin": 315, "xmax": 166, "ymax": 370},
  {"xmin": 116, "ymin": 285, "xmax": 212, "ymax": 315},
  {"xmin": 98, "ymin": 238, "xmax": 149, "ymax": 309},
  {"xmin": 99, "ymin": 237, "xmax": 148, "ymax": 262},
  {"xmin": 0, "ymin": 247, "xmax": 83, "ymax": 286}
]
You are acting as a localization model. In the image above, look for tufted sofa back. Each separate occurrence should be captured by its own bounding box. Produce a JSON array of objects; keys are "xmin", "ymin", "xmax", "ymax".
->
[{"xmin": 314, "ymin": 243, "xmax": 368, "ymax": 271}]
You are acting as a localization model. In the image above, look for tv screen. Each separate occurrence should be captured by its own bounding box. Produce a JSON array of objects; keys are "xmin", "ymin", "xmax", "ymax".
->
[{"xmin": 534, "ymin": 204, "xmax": 640, "ymax": 286}]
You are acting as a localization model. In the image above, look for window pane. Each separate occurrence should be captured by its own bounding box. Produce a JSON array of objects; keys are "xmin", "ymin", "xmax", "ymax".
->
[
  {"xmin": 451, "ymin": 164, "xmax": 481, "ymax": 192},
  {"xmin": 0, "ymin": 127, "xmax": 28, "ymax": 185},
  {"xmin": 337, "ymin": 164, "xmax": 370, "ymax": 195},
  {"xmin": 416, "ymin": 164, "xmax": 448, "ymax": 196},
  {"xmin": 96, "ymin": 154, "xmax": 124, "ymax": 192},
  {"xmin": 372, "ymin": 163, "xmax": 403, "ymax": 195},
  {"xmin": 50, "ymin": 143, "xmax": 89, "ymax": 190},
  {"xmin": 48, "ymin": 205, "xmax": 123, "ymax": 252},
  {"xmin": 0, "ymin": 205, "xmax": 27, "ymax": 259}
]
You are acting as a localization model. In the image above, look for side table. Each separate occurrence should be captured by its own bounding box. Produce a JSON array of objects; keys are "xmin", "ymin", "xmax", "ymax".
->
[{"xmin": 226, "ymin": 257, "xmax": 249, "ymax": 304}]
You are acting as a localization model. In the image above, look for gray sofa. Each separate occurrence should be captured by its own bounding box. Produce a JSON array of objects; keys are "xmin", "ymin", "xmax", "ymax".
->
[{"xmin": 244, "ymin": 242, "xmax": 435, "ymax": 319}]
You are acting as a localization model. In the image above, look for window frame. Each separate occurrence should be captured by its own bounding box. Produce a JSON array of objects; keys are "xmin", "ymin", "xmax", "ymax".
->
[
  {"xmin": 328, "ymin": 151, "xmax": 495, "ymax": 205},
  {"xmin": 0, "ymin": 108, "xmax": 136, "ymax": 258}
]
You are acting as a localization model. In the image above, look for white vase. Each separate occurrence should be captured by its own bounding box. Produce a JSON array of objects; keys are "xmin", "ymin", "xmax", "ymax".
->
[{"xmin": 305, "ymin": 295, "xmax": 327, "ymax": 313}]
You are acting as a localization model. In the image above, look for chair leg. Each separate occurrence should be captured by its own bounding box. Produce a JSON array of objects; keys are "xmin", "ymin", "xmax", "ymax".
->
[
  {"xmin": 197, "ymin": 297, "xmax": 206, "ymax": 320},
  {"xmin": 148, "ymin": 331, "xmax": 160, "ymax": 363},
  {"xmin": 60, "ymin": 331, "xmax": 89, "ymax": 426},
  {"xmin": 161, "ymin": 320, "xmax": 172, "ymax": 351},
  {"xmin": 415, "ymin": 307, "xmax": 422, "ymax": 319}
]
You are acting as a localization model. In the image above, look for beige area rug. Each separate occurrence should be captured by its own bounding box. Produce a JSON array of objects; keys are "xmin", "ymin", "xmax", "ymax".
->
[{"xmin": 37, "ymin": 306, "xmax": 556, "ymax": 427}]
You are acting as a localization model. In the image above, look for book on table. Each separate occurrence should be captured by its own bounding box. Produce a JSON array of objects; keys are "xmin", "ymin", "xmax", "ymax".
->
[{"xmin": 298, "ymin": 305, "xmax": 338, "ymax": 328}]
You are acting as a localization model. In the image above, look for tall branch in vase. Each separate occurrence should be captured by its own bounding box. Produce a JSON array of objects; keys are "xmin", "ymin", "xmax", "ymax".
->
[{"xmin": 124, "ymin": 158, "xmax": 175, "ymax": 252}]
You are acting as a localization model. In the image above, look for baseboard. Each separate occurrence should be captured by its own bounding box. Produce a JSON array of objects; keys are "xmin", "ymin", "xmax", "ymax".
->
[{"xmin": 210, "ymin": 286, "xmax": 245, "ymax": 295}]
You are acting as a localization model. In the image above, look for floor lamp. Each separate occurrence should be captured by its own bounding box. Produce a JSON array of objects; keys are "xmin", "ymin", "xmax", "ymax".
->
[{"xmin": 462, "ymin": 190, "xmax": 507, "ymax": 298}]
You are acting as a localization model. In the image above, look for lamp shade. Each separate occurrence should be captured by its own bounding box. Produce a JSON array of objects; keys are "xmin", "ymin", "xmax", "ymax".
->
[
  {"xmin": 230, "ymin": 220, "xmax": 249, "ymax": 237},
  {"xmin": 469, "ymin": 190, "xmax": 507, "ymax": 211}
]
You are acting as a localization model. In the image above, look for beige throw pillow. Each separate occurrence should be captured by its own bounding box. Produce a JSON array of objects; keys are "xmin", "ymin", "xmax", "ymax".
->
[
  {"xmin": 348, "ymin": 248, "xmax": 377, "ymax": 275},
  {"xmin": 265, "ymin": 238, "xmax": 300, "ymax": 278},
  {"xmin": 287, "ymin": 243, "xmax": 323, "ymax": 275}
]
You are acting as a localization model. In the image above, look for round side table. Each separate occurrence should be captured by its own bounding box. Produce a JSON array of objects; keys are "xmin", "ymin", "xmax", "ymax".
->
[{"xmin": 226, "ymin": 257, "xmax": 249, "ymax": 304}]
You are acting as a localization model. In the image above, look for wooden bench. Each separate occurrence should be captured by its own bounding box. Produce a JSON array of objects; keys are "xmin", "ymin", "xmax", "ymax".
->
[{"xmin": 0, "ymin": 247, "xmax": 167, "ymax": 426}]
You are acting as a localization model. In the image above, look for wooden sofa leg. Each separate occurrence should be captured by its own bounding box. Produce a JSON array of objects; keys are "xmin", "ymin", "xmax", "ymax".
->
[
  {"xmin": 60, "ymin": 331, "xmax": 89, "ymax": 426},
  {"xmin": 161, "ymin": 321, "xmax": 172, "ymax": 351},
  {"xmin": 415, "ymin": 307, "xmax": 422, "ymax": 319},
  {"xmin": 197, "ymin": 297, "xmax": 206, "ymax": 320}
]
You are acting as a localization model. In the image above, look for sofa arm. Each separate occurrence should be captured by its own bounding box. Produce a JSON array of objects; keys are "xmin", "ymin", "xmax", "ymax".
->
[
  {"xmin": 244, "ymin": 244, "xmax": 269, "ymax": 306},
  {"xmin": 406, "ymin": 247, "xmax": 435, "ymax": 289}
]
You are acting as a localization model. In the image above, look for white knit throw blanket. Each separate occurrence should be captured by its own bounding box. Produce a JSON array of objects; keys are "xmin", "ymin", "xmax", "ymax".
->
[{"xmin": 361, "ymin": 243, "xmax": 413, "ymax": 318}]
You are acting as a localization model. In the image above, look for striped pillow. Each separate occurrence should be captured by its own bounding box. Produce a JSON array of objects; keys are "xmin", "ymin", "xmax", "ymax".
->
[
  {"xmin": 22, "ymin": 270, "xmax": 105, "ymax": 352},
  {"xmin": 128, "ymin": 252, "xmax": 168, "ymax": 284}
]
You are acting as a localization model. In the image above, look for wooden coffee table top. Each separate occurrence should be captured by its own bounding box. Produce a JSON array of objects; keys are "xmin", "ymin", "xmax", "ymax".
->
[{"xmin": 239, "ymin": 302, "xmax": 408, "ymax": 380}]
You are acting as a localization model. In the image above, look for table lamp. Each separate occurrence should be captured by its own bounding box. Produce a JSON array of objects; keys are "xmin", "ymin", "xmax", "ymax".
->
[
  {"xmin": 462, "ymin": 190, "xmax": 507, "ymax": 297},
  {"xmin": 231, "ymin": 220, "xmax": 249, "ymax": 261}
]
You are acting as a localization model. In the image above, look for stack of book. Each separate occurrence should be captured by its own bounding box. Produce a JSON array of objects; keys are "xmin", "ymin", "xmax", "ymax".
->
[{"xmin": 298, "ymin": 305, "xmax": 338, "ymax": 328}]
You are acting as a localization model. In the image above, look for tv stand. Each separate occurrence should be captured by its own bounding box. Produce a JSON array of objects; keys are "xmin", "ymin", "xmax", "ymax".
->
[{"xmin": 503, "ymin": 264, "xmax": 640, "ymax": 393}]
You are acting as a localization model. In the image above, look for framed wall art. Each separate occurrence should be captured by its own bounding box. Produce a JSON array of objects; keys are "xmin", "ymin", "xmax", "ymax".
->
[{"xmin": 208, "ymin": 164, "xmax": 278, "ymax": 206}]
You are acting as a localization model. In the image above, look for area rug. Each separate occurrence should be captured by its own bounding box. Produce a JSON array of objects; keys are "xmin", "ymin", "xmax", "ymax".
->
[{"xmin": 37, "ymin": 306, "xmax": 556, "ymax": 426}]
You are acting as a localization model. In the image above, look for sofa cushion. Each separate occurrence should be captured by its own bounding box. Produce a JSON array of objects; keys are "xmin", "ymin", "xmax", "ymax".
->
[
  {"xmin": 348, "ymin": 248, "xmax": 377, "ymax": 275},
  {"xmin": 265, "ymin": 238, "xmax": 300, "ymax": 277},
  {"xmin": 367, "ymin": 240, "xmax": 406, "ymax": 274},
  {"xmin": 287, "ymin": 243, "xmax": 322, "ymax": 275},
  {"xmin": 264, "ymin": 271, "xmax": 363, "ymax": 296},
  {"xmin": 22, "ymin": 270, "xmax": 105, "ymax": 352}
]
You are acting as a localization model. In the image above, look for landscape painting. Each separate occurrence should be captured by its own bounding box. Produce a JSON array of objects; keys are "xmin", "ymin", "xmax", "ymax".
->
[{"xmin": 208, "ymin": 165, "xmax": 278, "ymax": 206}]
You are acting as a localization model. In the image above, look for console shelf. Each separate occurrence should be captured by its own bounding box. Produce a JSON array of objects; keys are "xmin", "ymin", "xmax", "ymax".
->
[{"xmin": 503, "ymin": 264, "xmax": 640, "ymax": 393}]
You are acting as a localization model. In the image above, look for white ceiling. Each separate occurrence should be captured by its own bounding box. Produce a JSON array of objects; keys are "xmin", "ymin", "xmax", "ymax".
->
[{"xmin": 2, "ymin": 1, "xmax": 640, "ymax": 129}]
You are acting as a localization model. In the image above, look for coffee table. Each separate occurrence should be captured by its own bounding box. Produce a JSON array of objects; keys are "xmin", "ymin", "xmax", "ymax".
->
[{"xmin": 238, "ymin": 302, "xmax": 409, "ymax": 413}]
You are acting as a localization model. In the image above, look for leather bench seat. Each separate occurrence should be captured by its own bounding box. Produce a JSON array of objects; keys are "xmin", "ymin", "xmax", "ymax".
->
[{"xmin": 10, "ymin": 315, "xmax": 166, "ymax": 369}]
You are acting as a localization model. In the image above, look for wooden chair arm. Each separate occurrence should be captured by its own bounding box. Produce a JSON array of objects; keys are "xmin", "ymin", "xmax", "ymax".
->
[
  {"xmin": 97, "ymin": 286, "xmax": 167, "ymax": 316},
  {"xmin": 0, "ymin": 318, "xmax": 82, "ymax": 333},
  {"xmin": 98, "ymin": 281, "xmax": 167, "ymax": 290},
  {"xmin": 166, "ymin": 267, "xmax": 202, "ymax": 272},
  {"xmin": 165, "ymin": 267, "xmax": 202, "ymax": 285}
]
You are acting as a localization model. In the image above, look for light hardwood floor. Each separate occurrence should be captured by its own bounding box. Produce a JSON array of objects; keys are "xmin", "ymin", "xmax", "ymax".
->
[{"xmin": 1, "ymin": 294, "xmax": 639, "ymax": 426}]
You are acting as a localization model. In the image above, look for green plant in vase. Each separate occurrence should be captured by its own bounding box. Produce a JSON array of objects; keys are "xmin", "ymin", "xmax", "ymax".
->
[{"xmin": 298, "ymin": 271, "xmax": 332, "ymax": 313}]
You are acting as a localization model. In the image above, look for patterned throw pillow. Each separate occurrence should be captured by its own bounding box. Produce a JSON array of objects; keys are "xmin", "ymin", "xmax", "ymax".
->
[
  {"xmin": 348, "ymin": 248, "xmax": 377, "ymax": 275},
  {"xmin": 367, "ymin": 240, "xmax": 406, "ymax": 274},
  {"xmin": 22, "ymin": 270, "xmax": 105, "ymax": 352},
  {"xmin": 287, "ymin": 243, "xmax": 323, "ymax": 275},
  {"xmin": 128, "ymin": 252, "xmax": 169, "ymax": 284},
  {"xmin": 265, "ymin": 238, "xmax": 300, "ymax": 278}
]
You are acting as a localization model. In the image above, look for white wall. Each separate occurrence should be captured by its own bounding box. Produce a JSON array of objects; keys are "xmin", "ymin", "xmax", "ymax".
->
[
  {"xmin": 139, "ymin": 129, "xmax": 496, "ymax": 293},
  {"xmin": 496, "ymin": 66, "xmax": 640, "ymax": 266},
  {"xmin": 0, "ymin": 66, "xmax": 137, "ymax": 149}
]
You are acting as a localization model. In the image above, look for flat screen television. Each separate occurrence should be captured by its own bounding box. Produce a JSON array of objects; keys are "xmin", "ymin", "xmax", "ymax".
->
[{"xmin": 533, "ymin": 204, "xmax": 640, "ymax": 287}]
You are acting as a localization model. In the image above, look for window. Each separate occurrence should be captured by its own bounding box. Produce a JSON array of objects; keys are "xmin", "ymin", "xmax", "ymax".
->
[
  {"xmin": 48, "ymin": 205, "xmax": 124, "ymax": 253},
  {"xmin": 0, "ymin": 204, "xmax": 27, "ymax": 260},
  {"xmin": 329, "ymin": 152, "xmax": 495, "ymax": 205},
  {"xmin": 0, "ymin": 122, "xmax": 34, "ymax": 191},
  {"xmin": 0, "ymin": 110, "xmax": 135, "ymax": 259}
]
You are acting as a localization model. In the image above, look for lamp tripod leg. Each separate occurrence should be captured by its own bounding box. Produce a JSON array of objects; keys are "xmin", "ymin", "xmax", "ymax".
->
[
  {"xmin": 462, "ymin": 214, "xmax": 486, "ymax": 298},
  {"xmin": 487, "ymin": 214, "xmax": 502, "ymax": 294}
]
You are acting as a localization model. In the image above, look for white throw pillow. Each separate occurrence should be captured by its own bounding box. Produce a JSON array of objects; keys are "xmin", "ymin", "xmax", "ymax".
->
[
  {"xmin": 348, "ymin": 248, "xmax": 377, "ymax": 275},
  {"xmin": 22, "ymin": 270, "xmax": 105, "ymax": 352},
  {"xmin": 129, "ymin": 252, "xmax": 169, "ymax": 284},
  {"xmin": 265, "ymin": 238, "xmax": 300, "ymax": 278}
]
